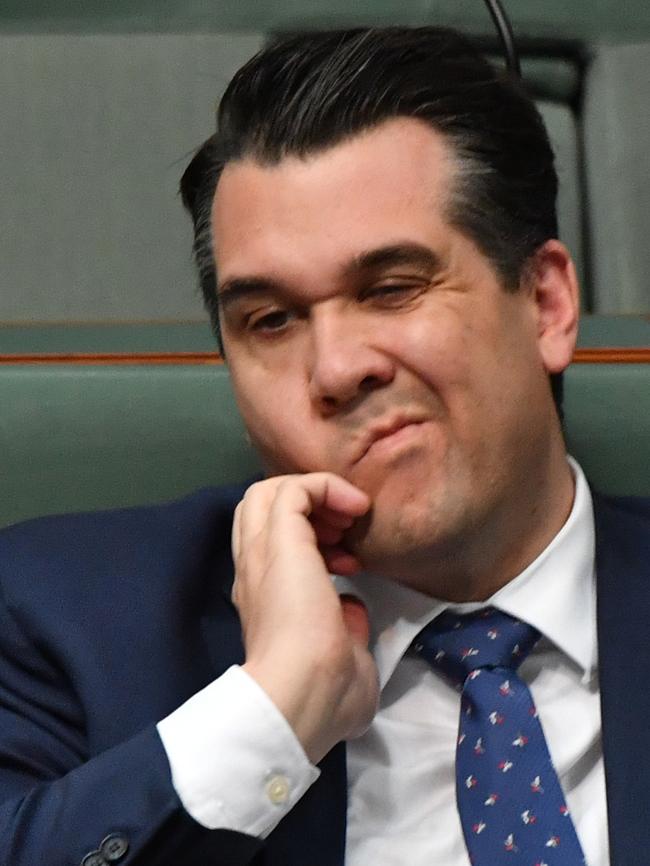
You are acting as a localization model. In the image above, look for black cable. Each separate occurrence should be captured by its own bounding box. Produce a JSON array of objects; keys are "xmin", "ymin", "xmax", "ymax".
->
[{"xmin": 482, "ymin": 0, "xmax": 521, "ymax": 79}]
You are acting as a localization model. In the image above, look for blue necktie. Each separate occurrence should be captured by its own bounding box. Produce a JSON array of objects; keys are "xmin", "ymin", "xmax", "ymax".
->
[{"xmin": 413, "ymin": 607, "xmax": 586, "ymax": 865}]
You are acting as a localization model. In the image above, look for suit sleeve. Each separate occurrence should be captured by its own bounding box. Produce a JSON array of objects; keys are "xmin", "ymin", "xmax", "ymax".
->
[{"xmin": 0, "ymin": 591, "xmax": 265, "ymax": 866}]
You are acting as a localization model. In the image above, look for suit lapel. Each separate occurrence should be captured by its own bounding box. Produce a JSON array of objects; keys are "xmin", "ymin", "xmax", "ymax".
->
[{"xmin": 595, "ymin": 493, "xmax": 650, "ymax": 866}]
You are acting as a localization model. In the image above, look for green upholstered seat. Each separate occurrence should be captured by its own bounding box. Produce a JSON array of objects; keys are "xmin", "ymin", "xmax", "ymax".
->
[
  {"xmin": 564, "ymin": 363, "xmax": 650, "ymax": 495},
  {"xmin": 0, "ymin": 359, "xmax": 647, "ymax": 529},
  {"xmin": 1, "ymin": 315, "xmax": 648, "ymax": 355},
  {"xmin": 0, "ymin": 364, "xmax": 258, "ymax": 529}
]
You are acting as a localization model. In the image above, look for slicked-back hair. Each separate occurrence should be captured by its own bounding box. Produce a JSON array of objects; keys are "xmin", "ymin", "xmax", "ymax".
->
[{"xmin": 180, "ymin": 26, "xmax": 562, "ymax": 408}]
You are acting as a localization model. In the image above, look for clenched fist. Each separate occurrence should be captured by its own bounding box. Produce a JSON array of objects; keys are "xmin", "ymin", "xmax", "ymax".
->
[{"xmin": 232, "ymin": 473, "xmax": 380, "ymax": 764}]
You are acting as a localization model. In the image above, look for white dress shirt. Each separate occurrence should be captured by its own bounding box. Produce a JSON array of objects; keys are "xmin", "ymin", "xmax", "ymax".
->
[{"xmin": 158, "ymin": 457, "xmax": 609, "ymax": 865}]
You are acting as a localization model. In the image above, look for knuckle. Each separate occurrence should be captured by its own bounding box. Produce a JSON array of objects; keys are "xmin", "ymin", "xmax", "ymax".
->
[
  {"xmin": 275, "ymin": 476, "xmax": 295, "ymax": 497},
  {"xmin": 241, "ymin": 483, "xmax": 261, "ymax": 505},
  {"xmin": 243, "ymin": 476, "xmax": 291, "ymax": 507}
]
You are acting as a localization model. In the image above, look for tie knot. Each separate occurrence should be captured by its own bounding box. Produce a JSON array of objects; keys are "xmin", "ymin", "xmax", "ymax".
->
[{"xmin": 413, "ymin": 607, "xmax": 540, "ymax": 686}]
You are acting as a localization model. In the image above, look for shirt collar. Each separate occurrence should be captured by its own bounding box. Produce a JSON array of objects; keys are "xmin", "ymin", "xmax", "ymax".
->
[{"xmin": 334, "ymin": 457, "xmax": 596, "ymax": 690}]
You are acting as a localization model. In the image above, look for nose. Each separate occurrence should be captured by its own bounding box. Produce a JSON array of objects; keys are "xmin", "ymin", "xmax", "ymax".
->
[{"xmin": 308, "ymin": 309, "xmax": 395, "ymax": 413}]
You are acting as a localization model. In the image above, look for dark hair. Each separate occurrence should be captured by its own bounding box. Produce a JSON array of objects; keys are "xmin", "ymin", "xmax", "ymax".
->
[{"xmin": 181, "ymin": 26, "xmax": 561, "ymax": 407}]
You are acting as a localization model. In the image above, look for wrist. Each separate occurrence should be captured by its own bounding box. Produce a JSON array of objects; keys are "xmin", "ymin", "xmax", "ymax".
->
[{"xmin": 242, "ymin": 659, "xmax": 345, "ymax": 764}]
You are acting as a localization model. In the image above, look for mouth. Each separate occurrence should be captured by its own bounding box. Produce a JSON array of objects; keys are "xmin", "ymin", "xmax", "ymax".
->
[{"xmin": 354, "ymin": 416, "xmax": 428, "ymax": 465}]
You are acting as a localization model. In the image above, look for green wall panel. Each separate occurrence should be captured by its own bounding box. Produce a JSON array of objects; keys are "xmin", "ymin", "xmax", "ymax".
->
[{"xmin": 2, "ymin": 0, "xmax": 650, "ymax": 42}]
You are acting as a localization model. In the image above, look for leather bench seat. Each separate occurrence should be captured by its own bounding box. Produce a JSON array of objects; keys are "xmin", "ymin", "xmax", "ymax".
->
[
  {"xmin": 1, "ymin": 358, "xmax": 648, "ymax": 529},
  {"xmin": 1, "ymin": 315, "xmax": 647, "ymax": 355}
]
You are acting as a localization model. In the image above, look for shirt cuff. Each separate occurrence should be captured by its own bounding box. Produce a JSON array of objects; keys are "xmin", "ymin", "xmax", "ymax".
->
[{"xmin": 157, "ymin": 665, "xmax": 320, "ymax": 837}]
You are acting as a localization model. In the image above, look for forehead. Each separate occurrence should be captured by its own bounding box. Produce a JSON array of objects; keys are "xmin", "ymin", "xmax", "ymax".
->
[{"xmin": 211, "ymin": 118, "xmax": 458, "ymax": 283}]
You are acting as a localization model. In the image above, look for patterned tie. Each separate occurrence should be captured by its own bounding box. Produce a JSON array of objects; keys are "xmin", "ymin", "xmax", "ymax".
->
[{"xmin": 413, "ymin": 607, "xmax": 586, "ymax": 865}]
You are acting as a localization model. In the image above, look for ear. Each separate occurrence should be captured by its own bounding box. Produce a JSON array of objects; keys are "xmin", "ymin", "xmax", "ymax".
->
[{"xmin": 526, "ymin": 240, "xmax": 579, "ymax": 374}]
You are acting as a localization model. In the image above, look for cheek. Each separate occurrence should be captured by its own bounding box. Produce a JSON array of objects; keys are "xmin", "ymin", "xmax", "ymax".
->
[
  {"xmin": 392, "ymin": 312, "xmax": 471, "ymax": 399},
  {"xmin": 391, "ymin": 311, "xmax": 526, "ymax": 475},
  {"xmin": 230, "ymin": 370, "xmax": 321, "ymax": 474}
]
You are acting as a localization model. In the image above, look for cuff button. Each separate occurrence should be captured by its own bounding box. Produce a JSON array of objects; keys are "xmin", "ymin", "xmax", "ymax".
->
[
  {"xmin": 265, "ymin": 774, "xmax": 290, "ymax": 805},
  {"xmin": 81, "ymin": 854, "xmax": 107, "ymax": 866},
  {"xmin": 100, "ymin": 833, "xmax": 130, "ymax": 862}
]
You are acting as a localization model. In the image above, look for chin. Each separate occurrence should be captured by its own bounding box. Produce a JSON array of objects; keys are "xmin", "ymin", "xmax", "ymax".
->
[{"xmin": 344, "ymin": 478, "xmax": 465, "ymax": 579}]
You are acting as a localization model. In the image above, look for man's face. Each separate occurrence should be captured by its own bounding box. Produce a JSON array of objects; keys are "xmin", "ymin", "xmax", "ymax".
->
[{"xmin": 212, "ymin": 119, "xmax": 572, "ymax": 591}]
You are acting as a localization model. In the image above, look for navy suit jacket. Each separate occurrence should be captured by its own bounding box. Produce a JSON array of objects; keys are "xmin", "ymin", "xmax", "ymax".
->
[{"xmin": 0, "ymin": 485, "xmax": 647, "ymax": 866}]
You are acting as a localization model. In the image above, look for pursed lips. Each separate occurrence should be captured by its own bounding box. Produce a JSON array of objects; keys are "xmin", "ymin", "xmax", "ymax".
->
[{"xmin": 353, "ymin": 415, "xmax": 429, "ymax": 464}]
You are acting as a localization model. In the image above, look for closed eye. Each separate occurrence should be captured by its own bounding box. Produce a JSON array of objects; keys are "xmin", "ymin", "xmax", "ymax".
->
[
  {"xmin": 248, "ymin": 309, "xmax": 293, "ymax": 332},
  {"xmin": 360, "ymin": 281, "xmax": 427, "ymax": 305}
]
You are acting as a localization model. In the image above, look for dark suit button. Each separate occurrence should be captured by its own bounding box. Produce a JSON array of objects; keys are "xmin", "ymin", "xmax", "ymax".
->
[
  {"xmin": 100, "ymin": 833, "xmax": 130, "ymax": 861},
  {"xmin": 81, "ymin": 853, "xmax": 107, "ymax": 866}
]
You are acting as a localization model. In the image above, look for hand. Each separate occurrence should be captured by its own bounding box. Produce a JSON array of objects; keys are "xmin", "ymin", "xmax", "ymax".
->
[{"xmin": 232, "ymin": 473, "xmax": 380, "ymax": 764}]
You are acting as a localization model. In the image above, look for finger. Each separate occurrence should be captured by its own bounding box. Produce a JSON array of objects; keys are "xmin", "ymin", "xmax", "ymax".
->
[
  {"xmin": 231, "ymin": 500, "xmax": 243, "ymax": 561},
  {"xmin": 236, "ymin": 478, "xmax": 282, "ymax": 549},
  {"xmin": 310, "ymin": 517, "xmax": 345, "ymax": 547},
  {"xmin": 238, "ymin": 475, "xmax": 369, "ymax": 550},
  {"xmin": 267, "ymin": 474, "xmax": 369, "ymax": 545},
  {"xmin": 308, "ymin": 473, "xmax": 370, "ymax": 518},
  {"xmin": 235, "ymin": 474, "xmax": 371, "ymax": 593},
  {"xmin": 231, "ymin": 501, "xmax": 243, "ymax": 606},
  {"xmin": 339, "ymin": 594, "xmax": 371, "ymax": 645},
  {"xmin": 310, "ymin": 505, "xmax": 356, "ymax": 530},
  {"xmin": 321, "ymin": 544, "xmax": 364, "ymax": 576},
  {"xmin": 232, "ymin": 482, "xmax": 281, "ymax": 605}
]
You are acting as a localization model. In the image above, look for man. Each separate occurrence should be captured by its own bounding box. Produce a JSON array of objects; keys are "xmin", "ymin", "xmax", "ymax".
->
[{"xmin": 0, "ymin": 25, "xmax": 647, "ymax": 866}]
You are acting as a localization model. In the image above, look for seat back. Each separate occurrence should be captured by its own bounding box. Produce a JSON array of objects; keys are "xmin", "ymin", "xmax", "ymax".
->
[{"xmin": 0, "ymin": 356, "xmax": 647, "ymax": 529}]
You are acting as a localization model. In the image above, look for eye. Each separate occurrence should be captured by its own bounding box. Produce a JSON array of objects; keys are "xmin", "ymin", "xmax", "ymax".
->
[
  {"xmin": 360, "ymin": 281, "xmax": 426, "ymax": 305},
  {"xmin": 247, "ymin": 309, "xmax": 293, "ymax": 333}
]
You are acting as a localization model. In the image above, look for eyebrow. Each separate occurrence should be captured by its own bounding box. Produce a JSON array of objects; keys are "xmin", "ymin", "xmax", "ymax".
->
[
  {"xmin": 347, "ymin": 242, "xmax": 442, "ymax": 276},
  {"xmin": 216, "ymin": 242, "xmax": 442, "ymax": 311},
  {"xmin": 217, "ymin": 276, "xmax": 284, "ymax": 312}
]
